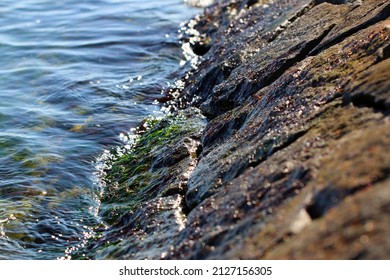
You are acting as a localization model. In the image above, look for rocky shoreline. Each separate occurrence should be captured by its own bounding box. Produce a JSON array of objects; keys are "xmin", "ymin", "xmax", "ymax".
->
[{"xmin": 75, "ymin": 0, "xmax": 390, "ymax": 259}]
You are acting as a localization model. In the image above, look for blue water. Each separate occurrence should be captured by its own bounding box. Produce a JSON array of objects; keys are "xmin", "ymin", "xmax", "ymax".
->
[{"xmin": 0, "ymin": 0, "xmax": 200, "ymax": 259}]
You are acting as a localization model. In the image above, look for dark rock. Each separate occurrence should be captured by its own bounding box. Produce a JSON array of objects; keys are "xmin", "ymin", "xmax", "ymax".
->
[
  {"xmin": 310, "ymin": 0, "xmax": 390, "ymax": 55},
  {"xmin": 314, "ymin": 0, "xmax": 357, "ymax": 5},
  {"xmin": 190, "ymin": 35, "xmax": 212, "ymax": 56},
  {"xmin": 76, "ymin": 0, "xmax": 390, "ymax": 260},
  {"xmin": 185, "ymin": 16, "xmax": 390, "ymax": 209},
  {"xmin": 81, "ymin": 195, "xmax": 187, "ymax": 259}
]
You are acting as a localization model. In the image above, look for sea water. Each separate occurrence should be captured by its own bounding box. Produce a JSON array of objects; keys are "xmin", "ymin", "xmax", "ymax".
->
[{"xmin": 0, "ymin": 0, "xmax": 200, "ymax": 259}]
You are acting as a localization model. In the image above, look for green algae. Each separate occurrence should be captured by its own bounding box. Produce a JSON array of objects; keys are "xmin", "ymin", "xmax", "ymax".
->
[
  {"xmin": 69, "ymin": 110, "xmax": 205, "ymax": 259},
  {"xmin": 100, "ymin": 110, "xmax": 205, "ymax": 224}
]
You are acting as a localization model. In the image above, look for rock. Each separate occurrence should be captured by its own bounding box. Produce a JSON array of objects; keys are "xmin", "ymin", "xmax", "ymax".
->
[
  {"xmin": 76, "ymin": 0, "xmax": 390, "ymax": 260},
  {"xmin": 265, "ymin": 179, "xmax": 390, "ymax": 259},
  {"xmin": 314, "ymin": 0, "xmax": 360, "ymax": 5},
  {"xmin": 77, "ymin": 195, "xmax": 187, "ymax": 260},
  {"xmin": 343, "ymin": 58, "xmax": 390, "ymax": 110},
  {"xmin": 185, "ymin": 15, "xmax": 390, "ymax": 209},
  {"xmin": 97, "ymin": 108, "xmax": 206, "ymax": 223}
]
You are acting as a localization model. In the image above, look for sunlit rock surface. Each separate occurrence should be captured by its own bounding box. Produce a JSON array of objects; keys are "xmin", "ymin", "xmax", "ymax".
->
[{"xmin": 76, "ymin": 0, "xmax": 390, "ymax": 259}]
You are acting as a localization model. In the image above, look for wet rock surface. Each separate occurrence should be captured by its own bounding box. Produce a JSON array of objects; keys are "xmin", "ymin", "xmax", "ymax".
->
[
  {"xmin": 77, "ymin": 0, "xmax": 390, "ymax": 259},
  {"xmin": 85, "ymin": 195, "xmax": 187, "ymax": 259}
]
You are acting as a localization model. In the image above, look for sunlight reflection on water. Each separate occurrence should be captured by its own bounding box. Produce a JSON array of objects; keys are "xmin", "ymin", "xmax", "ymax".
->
[{"xmin": 0, "ymin": 0, "xmax": 200, "ymax": 259}]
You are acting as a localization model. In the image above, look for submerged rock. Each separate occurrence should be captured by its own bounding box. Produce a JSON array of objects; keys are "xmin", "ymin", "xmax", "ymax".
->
[
  {"xmin": 77, "ymin": 0, "xmax": 390, "ymax": 259},
  {"xmin": 84, "ymin": 195, "xmax": 187, "ymax": 259}
]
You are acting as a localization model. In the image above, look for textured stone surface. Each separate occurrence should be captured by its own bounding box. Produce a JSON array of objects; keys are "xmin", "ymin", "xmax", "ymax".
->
[
  {"xmin": 186, "ymin": 16, "xmax": 390, "ymax": 209},
  {"xmin": 265, "ymin": 179, "xmax": 390, "ymax": 260},
  {"xmin": 344, "ymin": 58, "xmax": 390, "ymax": 109},
  {"xmin": 76, "ymin": 0, "xmax": 390, "ymax": 259},
  {"xmin": 83, "ymin": 195, "xmax": 186, "ymax": 259}
]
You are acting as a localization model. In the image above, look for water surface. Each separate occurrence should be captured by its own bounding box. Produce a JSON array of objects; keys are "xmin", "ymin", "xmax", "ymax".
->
[{"xmin": 0, "ymin": 0, "xmax": 199, "ymax": 259}]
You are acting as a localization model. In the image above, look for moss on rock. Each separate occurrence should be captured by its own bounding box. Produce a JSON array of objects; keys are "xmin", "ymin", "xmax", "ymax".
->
[{"xmin": 99, "ymin": 108, "xmax": 206, "ymax": 224}]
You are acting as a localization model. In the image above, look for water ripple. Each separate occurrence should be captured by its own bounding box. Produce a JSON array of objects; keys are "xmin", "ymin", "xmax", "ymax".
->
[{"xmin": 0, "ymin": 0, "xmax": 200, "ymax": 259}]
